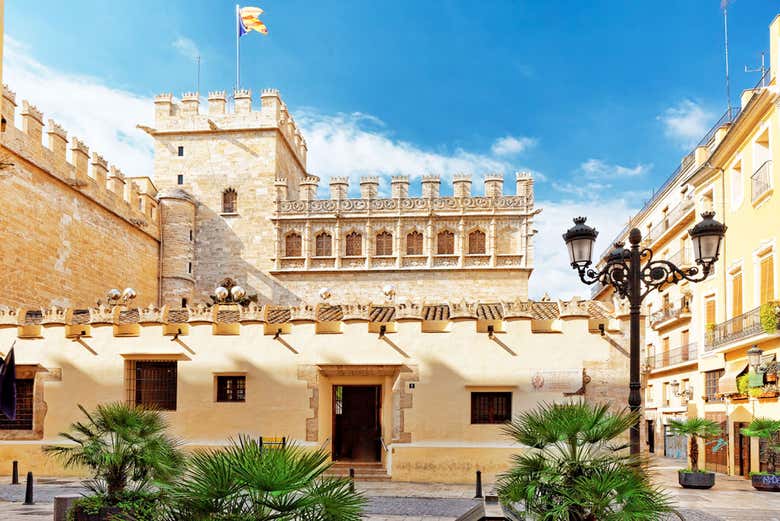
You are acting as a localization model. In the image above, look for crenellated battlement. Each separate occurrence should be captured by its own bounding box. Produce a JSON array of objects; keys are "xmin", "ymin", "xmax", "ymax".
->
[
  {"xmin": 0, "ymin": 84, "xmax": 159, "ymax": 237},
  {"xmin": 150, "ymin": 88, "xmax": 307, "ymax": 169}
]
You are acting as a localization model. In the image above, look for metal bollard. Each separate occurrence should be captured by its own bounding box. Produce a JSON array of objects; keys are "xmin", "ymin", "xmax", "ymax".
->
[
  {"xmin": 349, "ymin": 467, "xmax": 355, "ymax": 492},
  {"xmin": 24, "ymin": 472, "xmax": 34, "ymax": 505},
  {"xmin": 11, "ymin": 461, "xmax": 18, "ymax": 485},
  {"xmin": 475, "ymin": 470, "xmax": 483, "ymax": 498}
]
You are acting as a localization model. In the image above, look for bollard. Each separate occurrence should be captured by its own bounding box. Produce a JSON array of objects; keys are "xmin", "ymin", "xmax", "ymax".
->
[
  {"xmin": 23, "ymin": 471, "xmax": 34, "ymax": 505},
  {"xmin": 349, "ymin": 467, "xmax": 355, "ymax": 492},
  {"xmin": 475, "ymin": 470, "xmax": 483, "ymax": 498},
  {"xmin": 11, "ymin": 461, "xmax": 18, "ymax": 485}
]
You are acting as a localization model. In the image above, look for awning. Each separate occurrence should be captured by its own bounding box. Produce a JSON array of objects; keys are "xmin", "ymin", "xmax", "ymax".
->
[
  {"xmin": 699, "ymin": 353, "xmax": 726, "ymax": 372},
  {"xmin": 718, "ymin": 360, "xmax": 749, "ymax": 395}
]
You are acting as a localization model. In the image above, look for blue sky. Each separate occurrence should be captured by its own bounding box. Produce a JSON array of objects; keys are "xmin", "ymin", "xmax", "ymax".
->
[{"xmin": 4, "ymin": 1, "xmax": 779, "ymax": 297}]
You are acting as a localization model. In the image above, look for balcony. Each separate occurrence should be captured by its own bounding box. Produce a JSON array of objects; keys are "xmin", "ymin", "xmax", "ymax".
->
[
  {"xmin": 645, "ymin": 199, "xmax": 695, "ymax": 245},
  {"xmin": 705, "ymin": 305, "xmax": 764, "ymax": 350},
  {"xmin": 650, "ymin": 304, "xmax": 691, "ymax": 330},
  {"xmin": 666, "ymin": 247, "xmax": 694, "ymax": 269},
  {"xmin": 645, "ymin": 342, "xmax": 698, "ymax": 371},
  {"xmin": 751, "ymin": 160, "xmax": 773, "ymax": 204}
]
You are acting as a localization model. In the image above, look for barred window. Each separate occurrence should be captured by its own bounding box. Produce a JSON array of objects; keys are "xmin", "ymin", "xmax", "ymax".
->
[
  {"xmin": 134, "ymin": 361, "xmax": 177, "ymax": 411},
  {"xmin": 468, "ymin": 230, "xmax": 486, "ymax": 254},
  {"xmin": 285, "ymin": 232, "xmax": 302, "ymax": 257},
  {"xmin": 345, "ymin": 231, "xmax": 362, "ymax": 256},
  {"xmin": 222, "ymin": 188, "xmax": 238, "ymax": 214},
  {"xmin": 406, "ymin": 231, "xmax": 423, "ymax": 255},
  {"xmin": 0, "ymin": 379, "xmax": 33, "ymax": 430},
  {"xmin": 315, "ymin": 232, "xmax": 332, "ymax": 257},
  {"xmin": 216, "ymin": 376, "xmax": 246, "ymax": 402},
  {"xmin": 705, "ymin": 369, "xmax": 724, "ymax": 402},
  {"xmin": 471, "ymin": 392, "xmax": 511, "ymax": 424},
  {"xmin": 375, "ymin": 231, "xmax": 393, "ymax": 256},
  {"xmin": 437, "ymin": 230, "xmax": 455, "ymax": 255}
]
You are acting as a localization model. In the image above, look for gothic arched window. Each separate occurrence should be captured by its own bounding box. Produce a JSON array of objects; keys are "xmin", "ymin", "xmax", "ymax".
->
[
  {"xmin": 437, "ymin": 230, "xmax": 455, "ymax": 255},
  {"xmin": 315, "ymin": 232, "xmax": 332, "ymax": 257},
  {"xmin": 468, "ymin": 229, "xmax": 486, "ymax": 254},
  {"xmin": 406, "ymin": 231, "xmax": 423, "ymax": 255},
  {"xmin": 285, "ymin": 232, "xmax": 302, "ymax": 257},
  {"xmin": 345, "ymin": 231, "xmax": 362, "ymax": 257},
  {"xmin": 375, "ymin": 231, "xmax": 393, "ymax": 256},
  {"xmin": 222, "ymin": 188, "xmax": 238, "ymax": 214}
]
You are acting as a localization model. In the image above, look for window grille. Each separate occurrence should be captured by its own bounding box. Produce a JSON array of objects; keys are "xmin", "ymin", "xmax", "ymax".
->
[
  {"xmin": 285, "ymin": 232, "xmax": 302, "ymax": 257},
  {"xmin": 128, "ymin": 361, "xmax": 177, "ymax": 411},
  {"xmin": 216, "ymin": 376, "xmax": 246, "ymax": 402},
  {"xmin": 468, "ymin": 230, "xmax": 486, "ymax": 254},
  {"xmin": 375, "ymin": 231, "xmax": 393, "ymax": 256},
  {"xmin": 222, "ymin": 188, "xmax": 238, "ymax": 214},
  {"xmin": 705, "ymin": 369, "xmax": 724, "ymax": 402},
  {"xmin": 315, "ymin": 232, "xmax": 332, "ymax": 257},
  {"xmin": 470, "ymin": 392, "xmax": 511, "ymax": 424},
  {"xmin": 345, "ymin": 231, "xmax": 362, "ymax": 256},
  {"xmin": 437, "ymin": 230, "xmax": 455, "ymax": 255},
  {"xmin": 406, "ymin": 231, "xmax": 423, "ymax": 255},
  {"xmin": 0, "ymin": 379, "xmax": 33, "ymax": 430}
]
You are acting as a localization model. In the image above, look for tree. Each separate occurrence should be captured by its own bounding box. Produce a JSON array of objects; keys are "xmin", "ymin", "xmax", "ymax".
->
[
  {"xmin": 497, "ymin": 401, "xmax": 672, "ymax": 521},
  {"xmin": 44, "ymin": 402, "xmax": 184, "ymax": 501},
  {"xmin": 740, "ymin": 418, "xmax": 780, "ymax": 474},
  {"xmin": 163, "ymin": 435, "xmax": 365, "ymax": 521},
  {"xmin": 668, "ymin": 418, "xmax": 721, "ymax": 472}
]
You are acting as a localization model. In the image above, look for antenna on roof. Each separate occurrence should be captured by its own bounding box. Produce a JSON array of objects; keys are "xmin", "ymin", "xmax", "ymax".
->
[
  {"xmin": 745, "ymin": 52, "xmax": 767, "ymax": 87},
  {"xmin": 722, "ymin": 0, "xmax": 732, "ymax": 118}
]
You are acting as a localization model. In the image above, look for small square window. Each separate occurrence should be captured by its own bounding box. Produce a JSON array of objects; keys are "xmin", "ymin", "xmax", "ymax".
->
[
  {"xmin": 188, "ymin": 262, "xmax": 192, "ymax": 274},
  {"xmin": 181, "ymin": 298, "xmax": 188, "ymax": 307},
  {"xmin": 470, "ymin": 392, "xmax": 511, "ymax": 424},
  {"xmin": 177, "ymin": 146, "xmax": 184, "ymax": 157},
  {"xmin": 177, "ymin": 174, "xmax": 184, "ymax": 185},
  {"xmin": 217, "ymin": 376, "xmax": 246, "ymax": 402}
]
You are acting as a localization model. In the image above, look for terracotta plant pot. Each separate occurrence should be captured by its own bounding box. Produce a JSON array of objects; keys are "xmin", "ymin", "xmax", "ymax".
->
[
  {"xmin": 751, "ymin": 474, "xmax": 780, "ymax": 492},
  {"xmin": 678, "ymin": 470, "xmax": 715, "ymax": 489},
  {"xmin": 767, "ymin": 373, "xmax": 778, "ymax": 383}
]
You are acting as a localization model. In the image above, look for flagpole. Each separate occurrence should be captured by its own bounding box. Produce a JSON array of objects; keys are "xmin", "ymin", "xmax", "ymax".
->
[{"xmin": 236, "ymin": 4, "xmax": 240, "ymax": 91}]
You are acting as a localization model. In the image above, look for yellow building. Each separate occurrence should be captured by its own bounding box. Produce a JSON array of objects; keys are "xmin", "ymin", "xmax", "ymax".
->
[{"xmin": 594, "ymin": 14, "xmax": 780, "ymax": 479}]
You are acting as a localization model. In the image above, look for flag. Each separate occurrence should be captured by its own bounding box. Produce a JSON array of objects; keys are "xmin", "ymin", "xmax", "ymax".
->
[
  {"xmin": 238, "ymin": 6, "xmax": 268, "ymax": 36},
  {"xmin": 0, "ymin": 346, "xmax": 16, "ymax": 421}
]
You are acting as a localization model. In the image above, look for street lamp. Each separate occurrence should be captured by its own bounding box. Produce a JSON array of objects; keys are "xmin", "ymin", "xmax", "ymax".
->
[
  {"xmin": 563, "ymin": 211, "xmax": 726, "ymax": 456},
  {"xmin": 747, "ymin": 345, "xmax": 764, "ymax": 372}
]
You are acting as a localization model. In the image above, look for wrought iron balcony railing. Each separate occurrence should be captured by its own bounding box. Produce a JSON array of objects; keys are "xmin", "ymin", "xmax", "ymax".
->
[
  {"xmin": 650, "ymin": 305, "xmax": 691, "ymax": 328},
  {"xmin": 666, "ymin": 247, "xmax": 694, "ymax": 268},
  {"xmin": 751, "ymin": 160, "xmax": 773, "ymax": 203},
  {"xmin": 646, "ymin": 198, "xmax": 695, "ymax": 244},
  {"xmin": 705, "ymin": 305, "xmax": 764, "ymax": 350},
  {"xmin": 645, "ymin": 342, "xmax": 698, "ymax": 370}
]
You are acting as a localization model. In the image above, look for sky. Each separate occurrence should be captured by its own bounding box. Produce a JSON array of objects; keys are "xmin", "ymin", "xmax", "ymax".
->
[{"xmin": 3, "ymin": 1, "xmax": 779, "ymax": 299}]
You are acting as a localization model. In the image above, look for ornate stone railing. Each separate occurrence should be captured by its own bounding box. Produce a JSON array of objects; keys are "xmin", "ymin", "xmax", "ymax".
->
[{"xmin": 275, "ymin": 195, "xmax": 531, "ymax": 215}]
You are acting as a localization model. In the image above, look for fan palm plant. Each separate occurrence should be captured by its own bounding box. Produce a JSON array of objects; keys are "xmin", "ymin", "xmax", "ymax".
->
[
  {"xmin": 497, "ymin": 401, "xmax": 672, "ymax": 521},
  {"xmin": 163, "ymin": 435, "xmax": 365, "ymax": 521},
  {"xmin": 667, "ymin": 417, "xmax": 720, "ymax": 472},
  {"xmin": 740, "ymin": 418, "xmax": 780, "ymax": 474},
  {"xmin": 44, "ymin": 402, "xmax": 184, "ymax": 501}
]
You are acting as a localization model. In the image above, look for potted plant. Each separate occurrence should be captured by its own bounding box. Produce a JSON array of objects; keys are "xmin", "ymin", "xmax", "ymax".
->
[
  {"xmin": 705, "ymin": 323, "xmax": 717, "ymax": 345},
  {"xmin": 497, "ymin": 402, "xmax": 673, "ymax": 519},
  {"xmin": 765, "ymin": 361, "xmax": 778, "ymax": 384},
  {"xmin": 668, "ymin": 417, "xmax": 721, "ymax": 489},
  {"xmin": 163, "ymin": 435, "xmax": 365, "ymax": 520},
  {"xmin": 44, "ymin": 403, "xmax": 184, "ymax": 521},
  {"xmin": 740, "ymin": 418, "xmax": 780, "ymax": 491},
  {"xmin": 730, "ymin": 374, "xmax": 751, "ymax": 401},
  {"xmin": 760, "ymin": 302, "xmax": 780, "ymax": 335}
]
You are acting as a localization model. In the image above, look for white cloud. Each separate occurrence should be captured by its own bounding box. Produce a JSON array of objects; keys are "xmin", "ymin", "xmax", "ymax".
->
[
  {"xmin": 3, "ymin": 37, "xmax": 155, "ymax": 177},
  {"xmin": 659, "ymin": 100, "xmax": 714, "ymax": 149},
  {"xmin": 529, "ymin": 198, "xmax": 636, "ymax": 299},
  {"xmin": 298, "ymin": 109, "xmax": 529, "ymax": 195},
  {"xmin": 580, "ymin": 158, "xmax": 650, "ymax": 179},
  {"xmin": 491, "ymin": 135, "xmax": 537, "ymax": 156},
  {"xmin": 173, "ymin": 37, "xmax": 200, "ymax": 61}
]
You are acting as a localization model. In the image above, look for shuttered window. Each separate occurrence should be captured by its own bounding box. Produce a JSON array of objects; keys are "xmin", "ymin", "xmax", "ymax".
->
[
  {"xmin": 437, "ymin": 230, "xmax": 454, "ymax": 255},
  {"xmin": 760, "ymin": 256, "xmax": 774, "ymax": 304},
  {"xmin": 732, "ymin": 272, "xmax": 743, "ymax": 317},
  {"xmin": 375, "ymin": 231, "xmax": 393, "ymax": 256},
  {"xmin": 345, "ymin": 232, "xmax": 362, "ymax": 256},
  {"xmin": 315, "ymin": 232, "xmax": 332, "ymax": 257},
  {"xmin": 0, "ymin": 379, "xmax": 33, "ymax": 430},
  {"xmin": 470, "ymin": 392, "xmax": 512, "ymax": 424},
  {"xmin": 132, "ymin": 361, "xmax": 177, "ymax": 411},
  {"xmin": 285, "ymin": 233, "xmax": 302, "ymax": 257},
  {"xmin": 468, "ymin": 230, "xmax": 486, "ymax": 254},
  {"xmin": 406, "ymin": 231, "xmax": 423, "ymax": 255},
  {"xmin": 705, "ymin": 298, "xmax": 716, "ymax": 325},
  {"xmin": 216, "ymin": 376, "xmax": 246, "ymax": 402}
]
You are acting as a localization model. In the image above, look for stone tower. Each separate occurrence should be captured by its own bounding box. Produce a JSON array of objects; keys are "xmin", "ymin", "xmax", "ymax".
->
[{"xmin": 151, "ymin": 89, "xmax": 309, "ymax": 304}]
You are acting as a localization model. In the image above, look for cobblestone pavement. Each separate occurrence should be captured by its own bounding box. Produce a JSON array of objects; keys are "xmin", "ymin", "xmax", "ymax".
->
[{"xmin": 2, "ymin": 458, "xmax": 780, "ymax": 520}]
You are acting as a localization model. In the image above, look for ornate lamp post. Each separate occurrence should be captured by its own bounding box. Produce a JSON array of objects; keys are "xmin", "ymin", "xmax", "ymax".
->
[{"xmin": 563, "ymin": 211, "xmax": 726, "ymax": 456}]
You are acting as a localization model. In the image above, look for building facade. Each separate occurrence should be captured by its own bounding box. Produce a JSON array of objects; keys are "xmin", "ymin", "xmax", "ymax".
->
[
  {"xmin": 0, "ymin": 66, "xmax": 631, "ymax": 481},
  {"xmin": 593, "ymin": 14, "xmax": 780, "ymax": 479}
]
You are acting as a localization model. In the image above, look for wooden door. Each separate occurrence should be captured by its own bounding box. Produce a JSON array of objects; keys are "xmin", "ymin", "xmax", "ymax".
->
[
  {"xmin": 704, "ymin": 412, "xmax": 728, "ymax": 474},
  {"xmin": 332, "ymin": 385, "xmax": 381, "ymax": 462},
  {"xmin": 734, "ymin": 422, "xmax": 751, "ymax": 478}
]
